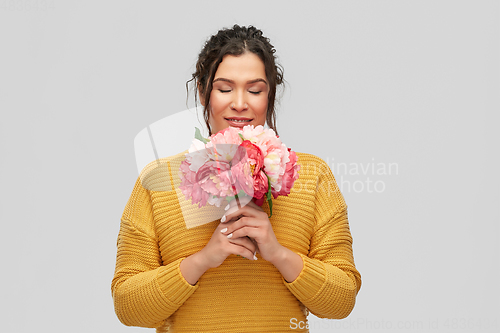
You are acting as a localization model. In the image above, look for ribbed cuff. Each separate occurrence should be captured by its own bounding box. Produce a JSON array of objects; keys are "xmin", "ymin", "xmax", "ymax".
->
[
  {"xmin": 156, "ymin": 258, "xmax": 198, "ymax": 305},
  {"xmin": 283, "ymin": 253, "xmax": 326, "ymax": 301}
]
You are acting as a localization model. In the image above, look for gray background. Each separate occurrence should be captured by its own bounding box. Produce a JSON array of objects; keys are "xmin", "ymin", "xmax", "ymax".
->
[{"xmin": 1, "ymin": 0, "xmax": 498, "ymax": 332}]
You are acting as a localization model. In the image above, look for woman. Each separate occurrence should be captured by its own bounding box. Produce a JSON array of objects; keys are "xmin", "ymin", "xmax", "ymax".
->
[{"xmin": 112, "ymin": 25, "xmax": 361, "ymax": 332}]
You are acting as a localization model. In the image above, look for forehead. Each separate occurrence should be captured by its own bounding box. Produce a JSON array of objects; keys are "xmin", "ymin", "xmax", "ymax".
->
[{"xmin": 214, "ymin": 53, "xmax": 266, "ymax": 80}]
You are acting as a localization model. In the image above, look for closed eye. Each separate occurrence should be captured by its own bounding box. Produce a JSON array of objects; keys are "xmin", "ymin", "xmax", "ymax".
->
[
  {"xmin": 249, "ymin": 91, "xmax": 262, "ymax": 95},
  {"xmin": 218, "ymin": 89, "xmax": 231, "ymax": 93}
]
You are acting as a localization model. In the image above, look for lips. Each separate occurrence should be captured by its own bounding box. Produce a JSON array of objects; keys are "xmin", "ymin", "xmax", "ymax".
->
[{"xmin": 225, "ymin": 117, "xmax": 253, "ymax": 128}]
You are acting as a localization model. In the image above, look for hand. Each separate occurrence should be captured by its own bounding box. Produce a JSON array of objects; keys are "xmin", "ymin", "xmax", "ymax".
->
[
  {"xmin": 219, "ymin": 197, "xmax": 284, "ymax": 264},
  {"xmin": 180, "ymin": 216, "xmax": 258, "ymax": 285},
  {"xmin": 198, "ymin": 218, "xmax": 258, "ymax": 269},
  {"xmin": 180, "ymin": 197, "xmax": 302, "ymax": 285}
]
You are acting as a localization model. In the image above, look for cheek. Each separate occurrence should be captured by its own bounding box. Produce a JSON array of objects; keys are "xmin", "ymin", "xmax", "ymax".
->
[
  {"xmin": 253, "ymin": 97, "xmax": 268, "ymax": 117},
  {"xmin": 209, "ymin": 92, "xmax": 228, "ymax": 116}
]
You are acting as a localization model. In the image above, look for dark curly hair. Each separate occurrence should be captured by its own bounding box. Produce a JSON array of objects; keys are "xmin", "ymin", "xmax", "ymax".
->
[{"xmin": 187, "ymin": 25, "xmax": 284, "ymax": 136}]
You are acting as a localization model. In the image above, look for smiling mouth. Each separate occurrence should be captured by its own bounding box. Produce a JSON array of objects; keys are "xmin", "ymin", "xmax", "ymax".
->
[{"xmin": 225, "ymin": 118, "xmax": 252, "ymax": 123}]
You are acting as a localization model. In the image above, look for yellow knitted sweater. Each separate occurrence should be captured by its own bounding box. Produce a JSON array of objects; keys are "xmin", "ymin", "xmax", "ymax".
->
[{"xmin": 112, "ymin": 152, "xmax": 361, "ymax": 332}]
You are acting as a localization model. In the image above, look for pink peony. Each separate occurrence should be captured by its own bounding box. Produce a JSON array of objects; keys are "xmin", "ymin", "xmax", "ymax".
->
[
  {"xmin": 252, "ymin": 171, "xmax": 269, "ymax": 206},
  {"xmin": 240, "ymin": 140, "xmax": 264, "ymax": 174},
  {"xmin": 179, "ymin": 160, "xmax": 210, "ymax": 207},
  {"xmin": 271, "ymin": 148, "xmax": 300, "ymax": 198},
  {"xmin": 238, "ymin": 140, "xmax": 269, "ymax": 204},
  {"xmin": 196, "ymin": 160, "xmax": 231, "ymax": 195}
]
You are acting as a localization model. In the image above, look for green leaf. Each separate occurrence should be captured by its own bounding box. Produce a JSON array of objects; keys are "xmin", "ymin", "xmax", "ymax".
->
[
  {"xmin": 238, "ymin": 133, "xmax": 245, "ymax": 141},
  {"xmin": 194, "ymin": 127, "xmax": 209, "ymax": 144}
]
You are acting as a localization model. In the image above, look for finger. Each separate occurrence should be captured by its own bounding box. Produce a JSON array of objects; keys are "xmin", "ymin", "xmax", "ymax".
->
[
  {"xmin": 225, "ymin": 199, "xmax": 247, "ymax": 216},
  {"xmin": 227, "ymin": 236, "xmax": 256, "ymax": 253},
  {"xmin": 219, "ymin": 220, "xmax": 250, "ymax": 237},
  {"xmin": 224, "ymin": 198, "xmax": 239, "ymax": 211},
  {"xmin": 223, "ymin": 197, "xmax": 239, "ymax": 211},
  {"xmin": 221, "ymin": 216, "xmax": 261, "ymax": 235},
  {"xmin": 223, "ymin": 195, "xmax": 254, "ymax": 214},
  {"xmin": 221, "ymin": 204, "xmax": 265, "ymax": 224},
  {"xmin": 227, "ymin": 240, "xmax": 257, "ymax": 260},
  {"xmin": 221, "ymin": 216, "xmax": 268, "ymax": 244},
  {"xmin": 224, "ymin": 225, "xmax": 262, "ymax": 242}
]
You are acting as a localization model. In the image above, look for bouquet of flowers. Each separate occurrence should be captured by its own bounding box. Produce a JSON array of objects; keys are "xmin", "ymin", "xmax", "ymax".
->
[{"xmin": 179, "ymin": 125, "xmax": 300, "ymax": 217}]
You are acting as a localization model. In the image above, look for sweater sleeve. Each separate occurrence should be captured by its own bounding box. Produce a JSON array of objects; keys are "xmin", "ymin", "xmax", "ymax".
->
[
  {"xmin": 283, "ymin": 158, "xmax": 361, "ymax": 319},
  {"xmin": 111, "ymin": 178, "xmax": 198, "ymax": 328}
]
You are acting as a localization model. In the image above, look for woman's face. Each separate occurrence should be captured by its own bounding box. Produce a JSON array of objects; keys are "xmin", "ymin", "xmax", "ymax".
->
[{"xmin": 205, "ymin": 52, "xmax": 269, "ymax": 135}]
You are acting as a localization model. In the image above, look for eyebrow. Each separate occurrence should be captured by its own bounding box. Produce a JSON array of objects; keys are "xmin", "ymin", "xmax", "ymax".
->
[{"xmin": 213, "ymin": 78, "xmax": 268, "ymax": 85}]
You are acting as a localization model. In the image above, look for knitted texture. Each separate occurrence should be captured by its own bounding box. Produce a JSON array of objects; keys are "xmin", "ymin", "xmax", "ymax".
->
[{"xmin": 112, "ymin": 152, "xmax": 361, "ymax": 332}]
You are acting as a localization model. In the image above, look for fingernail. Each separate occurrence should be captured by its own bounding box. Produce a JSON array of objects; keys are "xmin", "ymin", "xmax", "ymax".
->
[
  {"xmin": 224, "ymin": 204, "xmax": 230, "ymax": 211},
  {"xmin": 221, "ymin": 215, "xmax": 226, "ymax": 223},
  {"xmin": 227, "ymin": 233, "xmax": 233, "ymax": 239},
  {"xmin": 253, "ymin": 254, "xmax": 258, "ymax": 260},
  {"xmin": 220, "ymin": 228, "xmax": 227, "ymax": 233}
]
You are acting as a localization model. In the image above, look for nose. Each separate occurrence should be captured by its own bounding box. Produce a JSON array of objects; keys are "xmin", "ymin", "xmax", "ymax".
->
[{"xmin": 231, "ymin": 90, "xmax": 248, "ymax": 111}]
